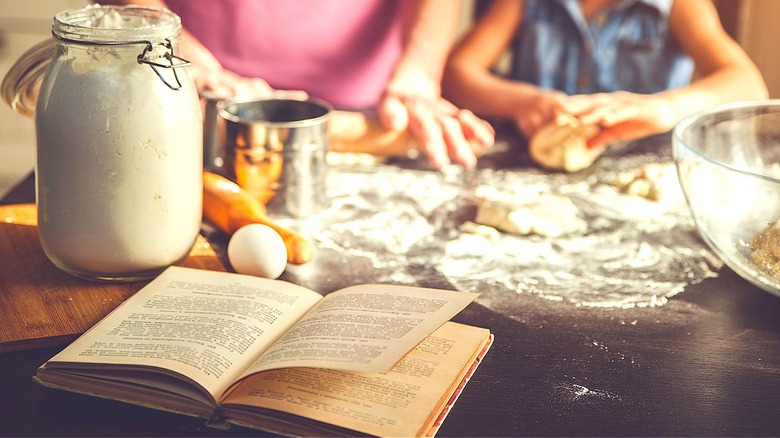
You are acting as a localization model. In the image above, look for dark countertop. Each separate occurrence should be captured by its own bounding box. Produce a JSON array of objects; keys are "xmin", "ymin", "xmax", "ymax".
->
[{"xmin": 3, "ymin": 128, "xmax": 780, "ymax": 436}]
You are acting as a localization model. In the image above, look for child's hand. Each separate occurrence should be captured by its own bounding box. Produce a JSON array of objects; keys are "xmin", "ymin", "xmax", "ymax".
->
[
  {"xmin": 512, "ymin": 89, "xmax": 569, "ymax": 140},
  {"xmin": 560, "ymin": 92, "xmax": 676, "ymax": 149}
]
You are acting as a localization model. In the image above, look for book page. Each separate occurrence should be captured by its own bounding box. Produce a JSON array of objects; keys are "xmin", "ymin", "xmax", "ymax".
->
[
  {"xmin": 221, "ymin": 322, "xmax": 491, "ymax": 437},
  {"xmin": 42, "ymin": 266, "xmax": 323, "ymax": 401},
  {"xmin": 239, "ymin": 284, "xmax": 478, "ymax": 376}
]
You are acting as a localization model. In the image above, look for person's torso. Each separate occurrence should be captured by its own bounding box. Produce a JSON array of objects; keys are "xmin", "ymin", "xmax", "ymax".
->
[
  {"xmin": 166, "ymin": 0, "xmax": 403, "ymax": 109},
  {"xmin": 511, "ymin": 0, "xmax": 694, "ymax": 95}
]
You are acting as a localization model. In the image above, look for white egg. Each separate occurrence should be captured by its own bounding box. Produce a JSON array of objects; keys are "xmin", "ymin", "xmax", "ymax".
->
[{"xmin": 228, "ymin": 224, "xmax": 288, "ymax": 279}]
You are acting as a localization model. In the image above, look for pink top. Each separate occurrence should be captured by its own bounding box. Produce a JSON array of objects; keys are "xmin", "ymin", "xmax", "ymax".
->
[{"xmin": 165, "ymin": 0, "xmax": 404, "ymax": 110}]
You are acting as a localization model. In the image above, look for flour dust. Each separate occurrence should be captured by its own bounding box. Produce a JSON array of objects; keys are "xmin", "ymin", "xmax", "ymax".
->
[{"xmin": 284, "ymin": 153, "xmax": 721, "ymax": 310}]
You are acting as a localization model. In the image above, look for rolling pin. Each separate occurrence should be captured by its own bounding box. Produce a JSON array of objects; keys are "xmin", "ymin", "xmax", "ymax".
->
[
  {"xmin": 202, "ymin": 171, "xmax": 314, "ymax": 265},
  {"xmin": 328, "ymin": 110, "xmax": 488, "ymax": 158},
  {"xmin": 328, "ymin": 111, "xmax": 416, "ymax": 157}
]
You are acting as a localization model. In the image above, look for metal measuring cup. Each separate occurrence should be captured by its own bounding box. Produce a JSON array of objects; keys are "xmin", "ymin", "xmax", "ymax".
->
[{"xmin": 207, "ymin": 96, "xmax": 332, "ymax": 218}]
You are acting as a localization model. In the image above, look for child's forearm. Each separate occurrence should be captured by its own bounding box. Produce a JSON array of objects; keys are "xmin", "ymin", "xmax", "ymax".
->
[{"xmin": 660, "ymin": 63, "xmax": 768, "ymax": 124}]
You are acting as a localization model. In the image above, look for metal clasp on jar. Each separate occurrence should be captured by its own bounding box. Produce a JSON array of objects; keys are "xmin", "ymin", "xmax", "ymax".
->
[
  {"xmin": 136, "ymin": 38, "xmax": 191, "ymax": 90},
  {"xmin": 51, "ymin": 34, "xmax": 192, "ymax": 91}
]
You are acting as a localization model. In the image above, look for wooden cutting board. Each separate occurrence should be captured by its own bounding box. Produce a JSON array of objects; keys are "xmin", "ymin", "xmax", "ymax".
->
[{"xmin": 0, "ymin": 203, "xmax": 225, "ymax": 353}]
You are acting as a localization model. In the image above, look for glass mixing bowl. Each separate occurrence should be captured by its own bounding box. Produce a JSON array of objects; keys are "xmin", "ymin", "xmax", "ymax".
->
[{"xmin": 674, "ymin": 100, "xmax": 780, "ymax": 297}]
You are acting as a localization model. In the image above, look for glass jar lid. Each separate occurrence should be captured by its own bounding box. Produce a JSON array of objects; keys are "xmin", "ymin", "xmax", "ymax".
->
[{"xmin": 1, "ymin": 39, "xmax": 55, "ymax": 117}]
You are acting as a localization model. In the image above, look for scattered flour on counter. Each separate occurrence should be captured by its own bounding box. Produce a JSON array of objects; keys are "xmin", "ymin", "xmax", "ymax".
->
[
  {"xmin": 556, "ymin": 383, "xmax": 623, "ymax": 403},
  {"xmin": 282, "ymin": 154, "xmax": 721, "ymax": 309}
]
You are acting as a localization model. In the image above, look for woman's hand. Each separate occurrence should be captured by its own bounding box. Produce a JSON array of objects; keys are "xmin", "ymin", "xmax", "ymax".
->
[{"xmin": 378, "ymin": 88, "xmax": 495, "ymax": 170}]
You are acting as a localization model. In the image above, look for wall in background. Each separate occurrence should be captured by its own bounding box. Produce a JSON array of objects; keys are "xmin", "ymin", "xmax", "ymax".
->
[
  {"xmin": 734, "ymin": 0, "xmax": 780, "ymax": 98},
  {"xmin": 0, "ymin": 0, "xmax": 87, "ymax": 197}
]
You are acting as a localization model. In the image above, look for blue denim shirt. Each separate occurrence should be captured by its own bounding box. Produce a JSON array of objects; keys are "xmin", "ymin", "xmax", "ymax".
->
[{"xmin": 510, "ymin": 0, "xmax": 694, "ymax": 95}]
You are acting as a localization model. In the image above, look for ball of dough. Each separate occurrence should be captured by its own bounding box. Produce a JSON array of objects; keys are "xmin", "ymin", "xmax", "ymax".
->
[
  {"xmin": 529, "ymin": 115, "xmax": 604, "ymax": 172},
  {"xmin": 228, "ymin": 224, "xmax": 288, "ymax": 279},
  {"xmin": 474, "ymin": 185, "xmax": 587, "ymax": 238}
]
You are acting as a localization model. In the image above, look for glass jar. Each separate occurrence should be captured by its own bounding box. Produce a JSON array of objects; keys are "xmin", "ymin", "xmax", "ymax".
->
[{"xmin": 34, "ymin": 5, "xmax": 202, "ymax": 281}]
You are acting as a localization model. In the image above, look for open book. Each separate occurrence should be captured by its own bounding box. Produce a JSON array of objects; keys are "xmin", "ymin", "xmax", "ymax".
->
[{"xmin": 35, "ymin": 266, "xmax": 493, "ymax": 437}]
